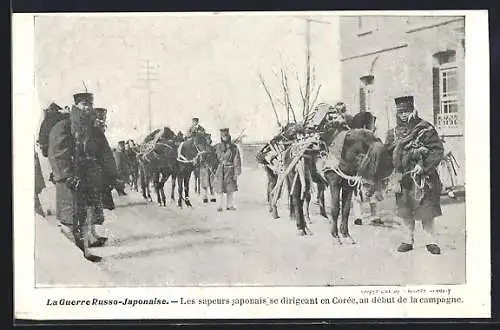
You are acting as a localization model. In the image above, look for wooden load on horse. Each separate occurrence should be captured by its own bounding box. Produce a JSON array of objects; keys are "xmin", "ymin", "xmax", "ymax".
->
[
  {"xmin": 137, "ymin": 127, "xmax": 179, "ymax": 205},
  {"xmin": 257, "ymin": 101, "xmax": 350, "ymax": 220},
  {"xmin": 138, "ymin": 128, "xmax": 177, "ymax": 167}
]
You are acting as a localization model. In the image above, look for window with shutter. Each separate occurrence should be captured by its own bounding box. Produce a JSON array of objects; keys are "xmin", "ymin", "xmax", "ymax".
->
[{"xmin": 433, "ymin": 50, "xmax": 461, "ymax": 135}]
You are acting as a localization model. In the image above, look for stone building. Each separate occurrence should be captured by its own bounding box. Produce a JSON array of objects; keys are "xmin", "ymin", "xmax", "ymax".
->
[{"xmin": 339, "ymin": 15, "xmax": 465, "ymax": 186}]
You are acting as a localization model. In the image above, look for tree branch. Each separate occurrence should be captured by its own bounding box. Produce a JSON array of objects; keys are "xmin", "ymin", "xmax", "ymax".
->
[
  {"xmin": 310, "ymin": 84, "xmax": 322, "ymax": 114},
  {"xmin": 258, "ymin": 73, "xmax": 282, "ymax": 128},
  {"xmin": 281, "ymin": 67, "xmax": 296, "ymax": 123}
]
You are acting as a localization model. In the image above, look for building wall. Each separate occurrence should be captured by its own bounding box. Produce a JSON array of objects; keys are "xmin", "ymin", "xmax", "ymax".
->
[{"xmin": 340, "ymin": 15, "xmax": 465, "ymax": 186}]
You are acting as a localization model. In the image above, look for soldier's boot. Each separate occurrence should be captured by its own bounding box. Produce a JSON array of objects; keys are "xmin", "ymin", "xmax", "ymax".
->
[
  {"xmin": 369, "ymin": 202, "xmax": 383, "ymax": 226},
  {"xmin": 89, "ymin": 225, "xmax": 108, "ymax": 248},
  {"xmin": 88, "ymin": 206, "xmax": 108, "ymax": 248},
  {"xmin": 226, "ymin": 193, "xmax": 236, "ymax": 211},
  {"xmin": 397, "ymin": 217, "xmax": 415, "ymax": 253},
  {"xmin": 77, "ymin": 212, "xmax": 102, "ymax": 262},
  {"xmin": 422, "ymin": 217, "xmax": 441, "ymax": 255},
  {"xmin": 80, "ymin": 224, "xmax": 102, "ymax": 262}
]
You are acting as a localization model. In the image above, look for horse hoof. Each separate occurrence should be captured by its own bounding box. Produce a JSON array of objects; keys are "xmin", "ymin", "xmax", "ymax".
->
[
  {"xmin": 296, "ymin": 229, "xmax": 307, "ymax": 236},
  {"xmin": 331, "ymin": 236, "xmax": 343, "ymax": 245},
  {"xmin": 210, "ymin": 198, "xmax": 216, "ymax": 203},
  {"xmin": 343, "ymin": 236, "xmax": 357, "ymax": 245},
  {"xmin": 186, "ymin": 201, "xmax": 192, "ymax": 207},
  {"xmin": 305, "ymin": 227, "xmax": 313, "ymax": 235},
  {"xmin": 203, "ymin": 198, "xmax": 208, "ymax": 204}
]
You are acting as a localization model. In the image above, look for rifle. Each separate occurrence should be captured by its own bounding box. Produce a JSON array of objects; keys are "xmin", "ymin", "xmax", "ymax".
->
[
  {"xmin": 232, "ymin": 129, "xmax": 247, "ymax": 144},
  {"xmin": 70, "ymin": 107, "xmax": 102, "ymax": 262}
]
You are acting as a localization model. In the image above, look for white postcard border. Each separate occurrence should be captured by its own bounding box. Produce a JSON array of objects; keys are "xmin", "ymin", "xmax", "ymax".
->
[{"xmin": 13, "ymin": 10, "xmax": 490, "ymax": 320}]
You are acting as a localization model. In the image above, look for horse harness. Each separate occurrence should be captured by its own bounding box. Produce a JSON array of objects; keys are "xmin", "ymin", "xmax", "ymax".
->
[{"xmin": 177, "ymin": 139, "xmax": 207, "ymax": 165}]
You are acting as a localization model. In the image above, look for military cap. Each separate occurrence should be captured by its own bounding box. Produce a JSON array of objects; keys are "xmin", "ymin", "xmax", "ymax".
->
[
  {"xmin": 73, "ymin": 92, "xmax": 94, "ymax": 104},
  {"xmin": 94, "ymin": 107, "xmax": 107, "ymax": 114},
  {"xmin": 394, "ymin": 96, "xmax": 414, "ymax": 112},
  {"xmin": 192, "ymin": 117, "xmax": 200, "ymax": 121},
  {"xmin": 220, "ymin": 128, "xmax": 230, "ymax": 134}
]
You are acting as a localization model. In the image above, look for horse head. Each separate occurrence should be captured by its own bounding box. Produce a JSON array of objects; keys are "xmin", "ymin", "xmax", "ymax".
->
[{"xmin": 356, "ymin": 130, "xmax": 394, "ymax": 197}]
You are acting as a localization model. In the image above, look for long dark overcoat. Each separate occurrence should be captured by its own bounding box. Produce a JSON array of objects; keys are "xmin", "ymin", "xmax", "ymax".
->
[
  {"xmin": 385, "ymin": 117, "xmax": 444, "ymax": 220},
  {"xmin": 213, "ymin": 142, "xmax": 242, "ymax": 194},
  {"xmin": 48, "ymin": 115, "xmax": 118, "ymax": 226}
]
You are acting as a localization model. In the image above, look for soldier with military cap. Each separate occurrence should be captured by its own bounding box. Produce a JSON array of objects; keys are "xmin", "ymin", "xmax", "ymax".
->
[
  {"xmin": 385, "ymin": 95, "xmax": 444, "ymax": 255},
  {"xmin": 113, "ymin": 140, "xmax": 129, "ymax": 195},
  {"xmin": 186, "ymin": 117, "xmax": 206, "ymax": 138},
  {"xmin": 213, "ymin": 127, "xmax": 242, "ymax": 212},
  {"xmin": 47, "ymin": 90, "xmax": 123, "ymax": 261},
  {"xmin": 93, "ymin": 107, "xmax": 107, "ymax": 133}
]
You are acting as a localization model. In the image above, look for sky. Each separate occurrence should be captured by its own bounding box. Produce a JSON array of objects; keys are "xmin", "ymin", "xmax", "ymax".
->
[{"xmin": 34, "ymin": 13, "xmax": 341, "ymax": 145}]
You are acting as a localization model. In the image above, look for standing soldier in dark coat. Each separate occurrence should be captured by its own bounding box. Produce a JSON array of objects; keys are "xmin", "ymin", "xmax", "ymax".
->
[
  {"xmin": 48, "ymin": 91, "xmax": 123, "ymax": 261},
  {"xmin": 213, "ymin": 128, "xmax": 242, "ymax": 212},
  {"xmin": 93, "ymin": 107, "xmax": 108, "ymax": 133},
  {"xmin": 93, "ymin": 107, "xmax": 118, "ymax": 209},
  {"xmin": 126, "ymin": 140, "xmax": 139, "ymax": 191},
  {"xmin": 113, "ymin": 141, "xmax": 128, "ymax": 195},
  {"xmin": 385, "ymin": 96, "xmax": 444, "ymax": 255}
]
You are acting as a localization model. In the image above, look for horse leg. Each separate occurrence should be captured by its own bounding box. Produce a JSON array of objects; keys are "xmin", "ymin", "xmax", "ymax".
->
[
  {"xmin": 146, "ymin": 175, "xmax": 153, "ymax": 202},
  {"xmin": 141, "ymin": 169, "xmax": 150, "ymax": 201},
  {"xmin": 184, "ymin": 171, "xmax": 192, "ymax": 207},
  {"xmin": 133, "ymin": 169, "xmax": 139, "ymax": 191},
  {"xmin": 177, "ymin": 173, "xmax": 183, "ymax": 208},
  {"xmin": 153, "ymin": 172, "xmax": 162, "ymax": 205},
  {"xmin": 340, "ymin": 186, "xmax": 356, "ymax": 244},
  {"xmin": 317, "ymin": 183, "xmax": 328, "ymax": 218},
  {"xmin": 209, "ymin": 172, "xmax": 216, "ymax": 202},
  {"xmin": 266, "ymin": 169, "xmax": 280, "ymax": 219},
  {"xmin": 328, "ymin": 175, "xmax": 342, "ymax": 245},
  {"xmin": 304, "ymin": 189, "xmax": 312, "ymax": 224},
  {"xmin": 159, "ymin": 173, "xmax": 167, "ymax": 207},
  {"xmin": 196, "ymin": 171, "xmax": 201, "ymax": 196},
  {"xmin": 171, "ymin": 172, "xmax": 176, "ymax": 201},
  {"xmin": 291, "ymin": 180, "xmax": 308, "ymax": 236}
]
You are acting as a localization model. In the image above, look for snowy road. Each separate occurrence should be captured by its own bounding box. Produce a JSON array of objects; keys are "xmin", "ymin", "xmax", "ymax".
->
[{"xmin": 37, "ymin": 167, "xmax": 466, "ymax": 287}]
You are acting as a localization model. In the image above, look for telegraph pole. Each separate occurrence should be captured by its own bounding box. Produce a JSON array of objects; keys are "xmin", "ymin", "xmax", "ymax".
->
[
  {"xmin": 137, "ymin": 60, "xmax": 159, "ymax": 133},
  {"xmin": 305, "ymin": 19, "xmax": 311, "ymax": 114},
  {"xmin": 298, "ymin": 17, "xmax": 332, "ymax": 115}
]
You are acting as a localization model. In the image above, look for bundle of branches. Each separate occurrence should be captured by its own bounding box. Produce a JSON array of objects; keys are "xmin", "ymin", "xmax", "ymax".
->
[{"xmin": 258, "ymin": 58, "xmax": 322, "ymax": 129}]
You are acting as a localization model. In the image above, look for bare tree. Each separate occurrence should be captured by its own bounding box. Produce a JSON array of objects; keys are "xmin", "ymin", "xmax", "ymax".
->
[{"xmin": 259, "ymin": 59, "xmax": 322, "ymax": 127}]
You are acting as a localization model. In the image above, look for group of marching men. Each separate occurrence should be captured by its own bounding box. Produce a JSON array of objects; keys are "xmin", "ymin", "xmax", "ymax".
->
[
  {"xmin": 264, "ymin": 96, "xmax": 446, "ymax": 255},
  {"xmin": 34, "ymin": 90, "xmax": 243, "ymax": 261}
]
